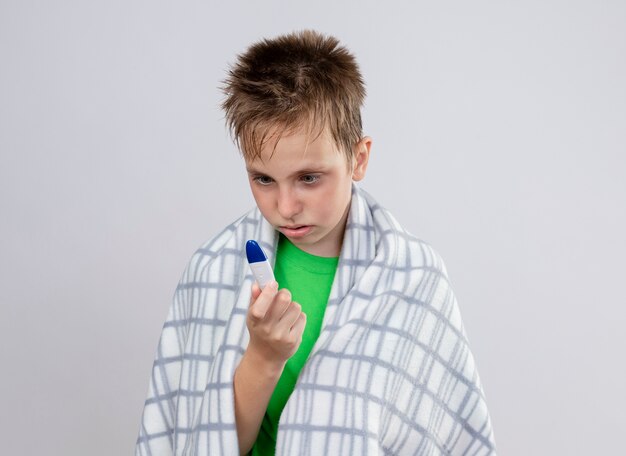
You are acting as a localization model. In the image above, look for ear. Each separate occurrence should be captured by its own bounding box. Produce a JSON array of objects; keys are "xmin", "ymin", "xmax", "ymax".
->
[{"xmin": 351, "ymin": 136, "xmax": 372, "ymax": 181}]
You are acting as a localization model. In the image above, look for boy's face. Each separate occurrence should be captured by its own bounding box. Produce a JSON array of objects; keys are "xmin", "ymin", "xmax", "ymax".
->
[{"xmin": 245, "ymin": 126, "xmax": 371, "ymax": 257}]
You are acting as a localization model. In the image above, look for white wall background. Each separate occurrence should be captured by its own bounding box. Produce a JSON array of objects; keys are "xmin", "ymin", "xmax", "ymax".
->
[{"xmin": 1, "ymin": 1, "xmax": 624, "ymax": 454}]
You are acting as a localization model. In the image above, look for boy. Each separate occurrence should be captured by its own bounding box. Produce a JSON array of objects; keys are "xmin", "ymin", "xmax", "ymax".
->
[{"xmin": 136, "ymin": 30, "xmax": 496, "ymax": 455}]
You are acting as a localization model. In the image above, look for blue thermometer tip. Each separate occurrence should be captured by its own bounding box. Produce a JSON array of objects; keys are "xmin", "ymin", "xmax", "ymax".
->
[{"xmin": 246, "ymin": 240, "xmax": 267, "ymax": 263}]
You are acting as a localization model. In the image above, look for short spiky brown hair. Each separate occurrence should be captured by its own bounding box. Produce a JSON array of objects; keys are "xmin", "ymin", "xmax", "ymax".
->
[{"xmin": 221, "ymin": 30, "xmax": 366, "ymax": 165}]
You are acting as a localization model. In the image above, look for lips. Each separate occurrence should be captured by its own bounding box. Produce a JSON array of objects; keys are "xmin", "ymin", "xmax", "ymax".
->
[{"xmin": 279, "ymin": 225, "xmax": 312, "ymax": 238}]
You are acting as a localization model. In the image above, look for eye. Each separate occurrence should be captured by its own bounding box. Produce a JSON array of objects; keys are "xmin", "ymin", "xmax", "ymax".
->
[
  {"xmin": 253, "ymin": 175, "xmax": 273, "ymax": 186},
  {"xmin": 300, "ymin": 174, "xmax": 320, "ymax": 184}
]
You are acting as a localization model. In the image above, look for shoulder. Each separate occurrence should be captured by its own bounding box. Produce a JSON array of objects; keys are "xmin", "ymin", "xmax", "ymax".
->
[
  {"xmin": 363, "ymin": 192, "xmax": 463, "ymax": 325},
  {"xmin": 177, "ymin": 207, "xmax": 259, "ymax": 284},
  {"xmin": 359, "ymin": 187, "xmax": 449, "ymax": 277}
]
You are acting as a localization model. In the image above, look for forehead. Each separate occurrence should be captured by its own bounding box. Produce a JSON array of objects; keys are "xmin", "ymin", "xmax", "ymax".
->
[{"xmin": 245, "ymin": 125, "xmax": 346, "ymax": 172}]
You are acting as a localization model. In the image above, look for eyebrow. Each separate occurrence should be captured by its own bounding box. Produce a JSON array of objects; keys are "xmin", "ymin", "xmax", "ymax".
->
[{"xmin": 245, "ymin": 165, "xmax": 327, "ymax": 179}]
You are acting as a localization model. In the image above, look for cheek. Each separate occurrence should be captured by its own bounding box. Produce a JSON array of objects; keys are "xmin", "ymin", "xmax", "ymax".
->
[
  {"xmin": 316, "ymin": 179, "xmax": 351, "ymax": 218},
  {"xmin": 250, "ymin": 186, "xmax": 272, "ymax": 216},
  {"xmin": 248, "ymin": 184, "xmax": 260, "ymax": 204}
]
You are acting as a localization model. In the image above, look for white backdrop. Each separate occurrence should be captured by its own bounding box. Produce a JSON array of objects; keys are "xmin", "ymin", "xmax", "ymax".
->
[{"xmin": 1, "ymin": 1, "xmax": 624, "ymax": 454}]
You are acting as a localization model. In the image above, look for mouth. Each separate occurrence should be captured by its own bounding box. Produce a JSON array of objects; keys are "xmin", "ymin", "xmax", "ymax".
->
[{"xmin": 279, "ymin": 225, "xmax": 312, "ymax": 238}]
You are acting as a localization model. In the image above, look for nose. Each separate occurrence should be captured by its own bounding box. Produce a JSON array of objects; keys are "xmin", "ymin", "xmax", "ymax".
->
[{"xmin": 276, "ymin": 186, "xmax": 302, "ymax": 220}]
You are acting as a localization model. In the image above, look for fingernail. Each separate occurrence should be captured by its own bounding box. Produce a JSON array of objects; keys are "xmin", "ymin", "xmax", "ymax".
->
[{"xmin": 269, "ymin": 280, "xmax": 278, "ymax": 290}]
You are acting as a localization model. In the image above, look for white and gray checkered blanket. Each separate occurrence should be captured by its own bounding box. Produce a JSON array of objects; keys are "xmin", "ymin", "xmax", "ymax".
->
[{"xmin": 135, "ymin": 183, "xmax": 497, "ymax": 455}]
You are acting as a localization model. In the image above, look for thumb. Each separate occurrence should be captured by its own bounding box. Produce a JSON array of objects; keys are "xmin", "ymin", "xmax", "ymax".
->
[{"xmin": 249, "ymin": 282, "xmax": 262, "ymax": 306}]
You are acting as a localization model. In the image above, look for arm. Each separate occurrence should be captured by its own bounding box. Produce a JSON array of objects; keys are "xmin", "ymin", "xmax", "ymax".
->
[
  {"xmin": 233, "ymin": 346, "xmax": 283, "ymax": 454},
  {"xmin": 233, "ymin": 282, "xmax": 307, "ymax": 455}
]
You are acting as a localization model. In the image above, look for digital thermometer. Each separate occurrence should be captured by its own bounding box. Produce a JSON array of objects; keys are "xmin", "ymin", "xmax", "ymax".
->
[{"xmin": 245, "ymin": 240, "xmax": 275, "ymax": 289}]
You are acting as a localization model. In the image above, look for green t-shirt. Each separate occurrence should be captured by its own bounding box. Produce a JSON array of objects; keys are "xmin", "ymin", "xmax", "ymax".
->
[{"xmin": 250, "ymin": 234, "xmax": 339, "ymax": 456}]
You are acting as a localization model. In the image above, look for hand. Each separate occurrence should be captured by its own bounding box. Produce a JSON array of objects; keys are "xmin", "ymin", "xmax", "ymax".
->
[{"xmin": 245, "ymin": 281, "xmax": 307, "ymax": 368}]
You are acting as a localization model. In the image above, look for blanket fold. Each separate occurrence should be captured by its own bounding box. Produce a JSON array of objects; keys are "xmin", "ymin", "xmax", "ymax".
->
[{"xmin": 136, "ymin": 183, "xmax": 497, "ymax": 455}]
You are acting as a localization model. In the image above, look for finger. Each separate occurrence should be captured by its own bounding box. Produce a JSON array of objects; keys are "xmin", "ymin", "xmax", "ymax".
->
[
  {"xmin": 248, "ymin": 280, "xmax": 278, "ymax": 322},
  {"xmin": 278, "ymin": 300, "xmax": 301, "ymax": 324},
  {"xmin": 265, "ymin": 288, "xmax": 292, "ymax": 322},
  {"xmin": 289, "ymin": 312, "xmax": 307, "ymax": 338},
  {"xmin": 277, "ymin": 301, "xmax": 302, "ymax": 335}
]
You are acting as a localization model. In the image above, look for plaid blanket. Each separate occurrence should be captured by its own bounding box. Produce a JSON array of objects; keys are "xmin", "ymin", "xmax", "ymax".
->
[{"xmin": 135, "ymin": 183, "xmax": 497, "ymax": 455}]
